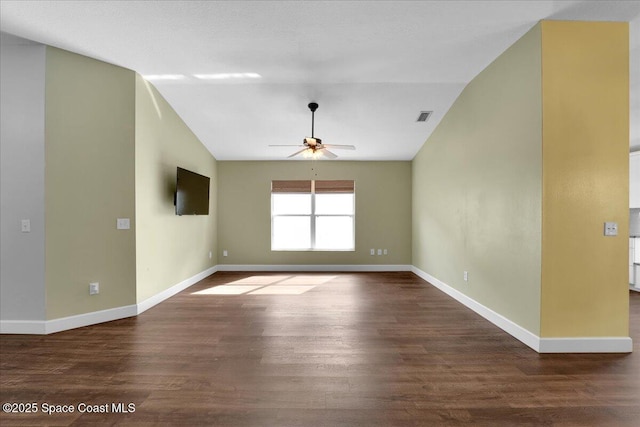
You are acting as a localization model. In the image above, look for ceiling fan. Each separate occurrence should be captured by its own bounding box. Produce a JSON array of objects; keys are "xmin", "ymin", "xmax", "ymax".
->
[{"xmin": 269, "ymin": 102, "xmax": 356, "ymax": 159}]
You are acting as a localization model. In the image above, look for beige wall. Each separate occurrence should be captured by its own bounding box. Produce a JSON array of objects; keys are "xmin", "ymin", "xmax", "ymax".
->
[
  {"xmin": 540, "ymin": 21, "xmax": 629, "ymax": 337},
  {"xmin": 218, "ymin": 161, "xmax": 411, "ymax": 265},
  {"xmin": 412, "ymin": 25, "xmax": 543, "ymax": 334},
  {"xmin": 135, "ymin": 76, "xmax": 217, "ymax": 302},
  {"xmin": 45, "ymin": 47, "xmax": 136, "ymax": 319}
]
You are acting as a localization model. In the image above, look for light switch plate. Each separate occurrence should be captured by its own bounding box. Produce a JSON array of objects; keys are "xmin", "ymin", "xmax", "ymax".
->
[
  {"xmin": 604, "ymin": 222, "xmax": 618, "ymax": 236},
  {"xmin": 21, "ymin": 219, "xmax": 31, "ymax": 233},
  {"xmin": 89, "ymin": 282, "xmax": 99, "ymax": 295},
  {"xmin": 117, "ymin": 218, "xmax": 130, "ymax": 230}
]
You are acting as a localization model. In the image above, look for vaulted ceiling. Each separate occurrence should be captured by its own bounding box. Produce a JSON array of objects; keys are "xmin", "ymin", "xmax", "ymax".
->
[{"xmin": 2, "ymin": 1, "xmax": 638, "ymax": 160}]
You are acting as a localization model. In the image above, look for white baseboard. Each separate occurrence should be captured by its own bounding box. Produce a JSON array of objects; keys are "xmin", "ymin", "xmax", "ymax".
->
[
  {"xmin": 137, "ymin": 265, "xmax": 218, "ymax": 314},
  {"xmin": 411, "ymin": 266, "xmax": 633, "ymax": 354},
  {"xmin": 0, "ymin": 320, "xmax": 47, "ymax": 334},
  {"xmin": 0, "ymin": 304, "xmax": 137, "ymax": 335},
  {"xmin": 0, "ymin": 265, "xmax": 218, "ymax": 335},
  {"xmin": 45, "ymin": 305, "xmax": 138, "ymax": 334},
  {"xmin": 539, "ymin": 337, "xmax": 633, "ymax": 353},
  {"xmin": 216, "ymin": 264, "xmax": 412, "ymax": 272},
  {"xmin": 411, "ymin": 266, "xmax": 541, "ymax": 351}
]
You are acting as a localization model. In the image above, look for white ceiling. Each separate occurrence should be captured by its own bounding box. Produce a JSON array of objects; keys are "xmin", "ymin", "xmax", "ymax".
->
[{"xmin": 1, "ymin": 1, "xmax": 639, "ymax": 160}]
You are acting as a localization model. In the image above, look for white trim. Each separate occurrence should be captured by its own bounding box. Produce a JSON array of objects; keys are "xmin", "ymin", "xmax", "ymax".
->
[
  {"xmin": 1, "ymin": 304, "xmax": 138, "ymax": 335},
  {"xmin": 217, "ymin": 264, "xmax": 411, "ymax": 272},
  {"xmin": 0, "ymin": 320, "xmax": 47, "ymax": 334},
  {"xmin": 45, "ymin": 305, "xmax": 137, "ymax": 334},
  {"xmin": 137, "ymin": 265, "xmax": 218, "ymax": 314},
  {"xmin": 0, "ymin": 266, "xmax": 218, "ymax": 335},
  {"xmin": 411, "ymin": 266, "xmax": 633, "ymax": 354},
  {"xmin": 411, "ymin": 266, "xmax": 540, "ymax": 351},
  {"xmin": 539, "ymin": 337, "xmax": 633, "ymax": 353}
]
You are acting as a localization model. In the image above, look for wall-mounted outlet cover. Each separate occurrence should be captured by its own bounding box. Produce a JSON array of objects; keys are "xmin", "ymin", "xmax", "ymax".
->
[
  {"xmin": 21, "ymin": 219, "xmax": 31, "ymax": 233},
  {"xmin": 89, "ymin": 282, "xmax": 99, "ymax": 295},
  {"xmin": 604, "ymin": 222, "xmax": 618, "ymax": 236},
  {"xmin": 223, "ymin": 250, "xmax": 228, "ymax": 257},
  {"xmin": 209, "ymin": 251, "xmax": 212, "ymax": 259},
  {"xmin": 383, "ymin": 249, "xmax": 388, "ymax": 255},
  {"xmin": 370, "ymin": 249, "xmax": 375, "ymax": 255},
  {"xmin": 463, "ymin": 271, "xmax": 468, "ymax": 282},
  {"xmin": 117, "ymin": 218, "xmax": 130, "ymax": 230},
  {"xmin": 377, "ymin": 249, "xmax": 382, "ymax": 255}
]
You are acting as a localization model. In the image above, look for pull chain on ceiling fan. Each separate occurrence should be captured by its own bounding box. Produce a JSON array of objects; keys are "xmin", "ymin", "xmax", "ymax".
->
[{"xmin": 269, "ymin": 102, "xmax": 356, "ymax": 159}]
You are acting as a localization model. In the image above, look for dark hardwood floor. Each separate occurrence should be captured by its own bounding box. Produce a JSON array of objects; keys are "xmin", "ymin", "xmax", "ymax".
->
[{"xmin": 1, "ymin": 272, "xmax": 639, "ymax": 426}]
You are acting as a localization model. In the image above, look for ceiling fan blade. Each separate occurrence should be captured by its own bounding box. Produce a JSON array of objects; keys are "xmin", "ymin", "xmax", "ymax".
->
[
  {"xmin": 318, "ymin": 148, "xmax": 338, "ymax": 159},
  {"xmin": 322, "ymin": 144, "xmax": 355, "ymax": 150},
  {"xmin": 287, "ymin": 148, "xmax": 309, "ymax": 158}
]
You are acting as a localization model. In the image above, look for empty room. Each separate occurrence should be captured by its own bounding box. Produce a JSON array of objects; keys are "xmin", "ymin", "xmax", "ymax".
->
[{"xmin": 1, "ymin": 1, "xmax": 639, "ymax": 426}]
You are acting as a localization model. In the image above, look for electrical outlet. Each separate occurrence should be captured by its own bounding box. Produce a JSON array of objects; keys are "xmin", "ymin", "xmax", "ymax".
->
[
  {"xmin": 21, "ymin": 219, "xmax": 31, "ymax": 233},
  {"xmin": 116, "ymin": 218, "xmax": 130, "ymax": 230},
  {"xmin": 604, "ymin": 222, "xmax": 618, "ymax": 236},
  {"xmin": 223, "ymin": 250, "xmax": 228, "ymax": 257},
  {"xmin": 370, "ymin": 248, "xmax": 375, "ymax": 256},
  {"xmin": 463, "ymin": 271, "xmax": 468, "ymax": 282},
  {"xmin": 89, "ymin": 282, "xmax": 99, "ymax": 295}
]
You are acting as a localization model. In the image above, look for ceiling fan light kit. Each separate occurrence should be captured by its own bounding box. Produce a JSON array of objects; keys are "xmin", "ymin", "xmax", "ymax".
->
[{"xmin": 269, "ymin": 102, "xmax": 355, "ymax": 159}]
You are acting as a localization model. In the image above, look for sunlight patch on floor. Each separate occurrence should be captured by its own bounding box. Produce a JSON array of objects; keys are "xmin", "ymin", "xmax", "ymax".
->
[
  {"xmin": 278, "ymin": 275, "xmax": 337, "ymax": 285},
  {"xmin": 226, "ymin": 275, "xmax": 292, "ymax": 285},
  {"xmin": 248, "ymin": 285, "xmax": 315, "ymax": 295},
  {"xmin": 191, "ymin": 275, "xmax": 334, "ymax": 296},
  {"xmin": 192, "ymin": 285, "xmax": 262, "ymax": 295}
]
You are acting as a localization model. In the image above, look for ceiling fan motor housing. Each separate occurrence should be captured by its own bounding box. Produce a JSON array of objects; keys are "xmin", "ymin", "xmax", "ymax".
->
[{"xmin": 304, "ymin": 137, "xmax": 321, "ymax": 147}]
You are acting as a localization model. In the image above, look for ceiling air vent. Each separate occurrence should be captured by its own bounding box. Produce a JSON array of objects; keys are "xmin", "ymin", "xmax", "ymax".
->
[{"xmin": 416, "ymin": 111, "xmax": 432, "ymax": 122}]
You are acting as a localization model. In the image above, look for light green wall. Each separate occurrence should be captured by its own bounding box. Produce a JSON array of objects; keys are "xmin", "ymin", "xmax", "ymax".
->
[
  {"xmin": 45, "ymin": 47, "xmax": 136, "ymax": 319},
  {"xmin": 135, "ymin": 75, "xmax": 217, "ymax": 303},
  {"xmin": 412, "ymin": 25, "xmax": 542, "ymax": 334},
  {"xmin": 218, "ymin": 161, "xmax": 411, "ymax": 265}
]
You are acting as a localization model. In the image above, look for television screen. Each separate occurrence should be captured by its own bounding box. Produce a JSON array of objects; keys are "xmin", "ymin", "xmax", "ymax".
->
[{"xmin": 175, "ymin": 167, "xmax": 210, "ymax": 215}]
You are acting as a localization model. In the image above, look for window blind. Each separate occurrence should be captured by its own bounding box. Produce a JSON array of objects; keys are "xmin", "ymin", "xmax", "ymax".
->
[
  {"xmin": 315, "ymin": 180, "xmax": 355, "ymax": 193},
  {"xmin": 271, "ymin": 180, "xmax": 312, "ymax": 193},
  {"xmin": 271, "ymin": 180, "xmax": 354, "ymax": 193}
]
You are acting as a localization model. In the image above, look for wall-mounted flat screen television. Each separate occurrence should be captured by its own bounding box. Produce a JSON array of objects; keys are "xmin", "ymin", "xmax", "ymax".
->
[{"xmin": 175, "ymin": 167, "xmax": 210, "ymax": 215}]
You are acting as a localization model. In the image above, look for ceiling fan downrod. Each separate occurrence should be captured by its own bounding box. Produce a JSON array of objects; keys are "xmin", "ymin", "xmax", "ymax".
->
[{"xmin": 309, "ymin": 102, "xmax": 318, "ymax": 138}]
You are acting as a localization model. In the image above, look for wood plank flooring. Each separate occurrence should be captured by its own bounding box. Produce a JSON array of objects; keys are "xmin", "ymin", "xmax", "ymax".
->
[{"xmin": 1, "ymin": 272, "xmax": 639, "ymax": 426}]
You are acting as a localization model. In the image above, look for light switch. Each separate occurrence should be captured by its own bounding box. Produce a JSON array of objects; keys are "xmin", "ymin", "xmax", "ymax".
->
[
  {"xmin": 21, "ymin": 219, "xmax": 31, "ymax": 233},
  {"xmin": 89, "ymin": 282, "xmax": 99, "ymax": 295},
  {"xmin": 604, "ymin": 222, "xmax": 618, "ymax": 236},
  {"xmin": 117, "ymin": 218, "xmax": 130, "ymax": 230}
]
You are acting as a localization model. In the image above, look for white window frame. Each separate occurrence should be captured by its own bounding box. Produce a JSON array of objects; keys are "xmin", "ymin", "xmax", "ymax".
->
[{"xmin": 271, "ymin": 180, "xmax": 355, "ymax": 251}]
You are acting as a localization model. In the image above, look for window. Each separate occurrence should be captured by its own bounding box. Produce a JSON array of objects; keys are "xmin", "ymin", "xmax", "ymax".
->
[{"xmin": 271, "ymin": 180, "xmax": 355, "ymax": 251}]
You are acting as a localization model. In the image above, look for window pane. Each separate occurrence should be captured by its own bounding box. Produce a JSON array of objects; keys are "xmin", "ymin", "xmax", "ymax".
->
[
  {"xmin": 272, "ymin": 216, "xmax": 311, "ymax": 249},
  {"xmin": 315, "ymin": 194, "xmax": 354, "ymax": 215},
  {"xmin": 315, "ymin": 216, "xmax": 354, "ymax": 250},
  {"xmin": 272, "ymin": 194, "xmax": 311, "ymax": 215}
]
